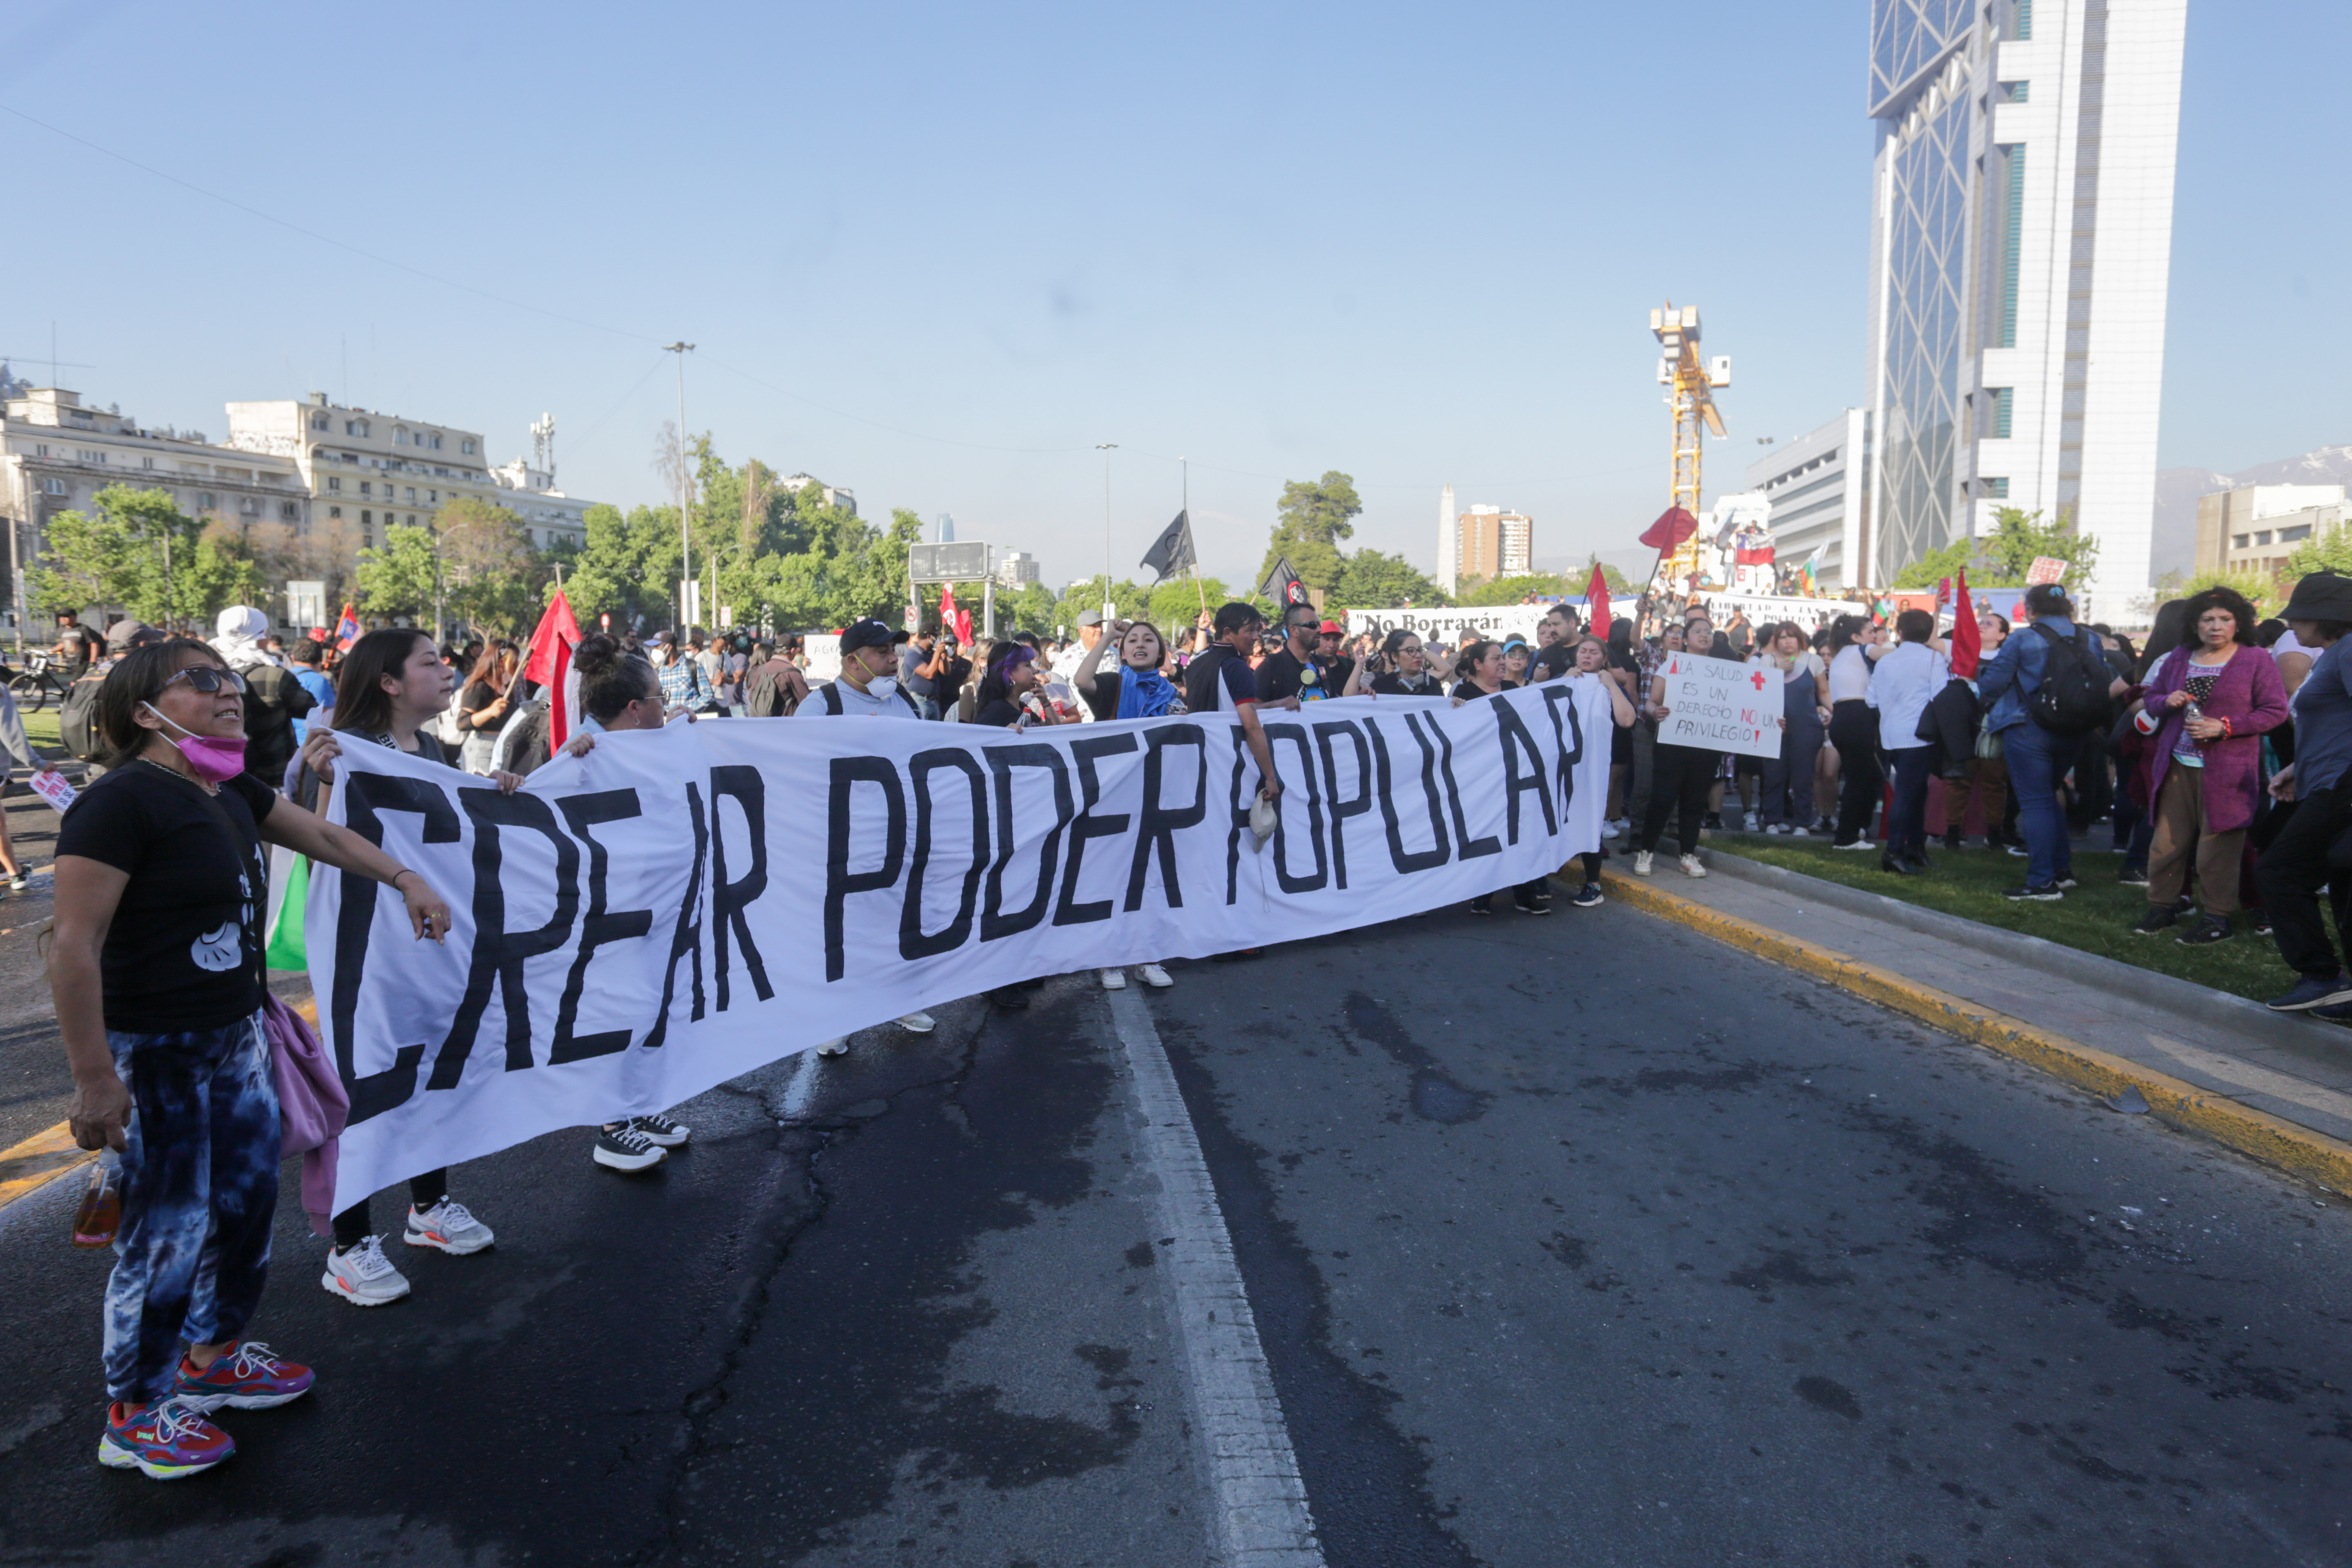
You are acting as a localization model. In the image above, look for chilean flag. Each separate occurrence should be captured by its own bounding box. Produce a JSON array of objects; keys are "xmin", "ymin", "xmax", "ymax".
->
[{"xmin": 332, "ymin": 603, "xmax": 362, "ymax": 653}]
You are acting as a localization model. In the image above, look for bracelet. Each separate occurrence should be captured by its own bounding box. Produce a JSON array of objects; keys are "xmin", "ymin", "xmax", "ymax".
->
[{"xmin": 390, "ymin": 868, "xmax": 417, "ymax": 890}]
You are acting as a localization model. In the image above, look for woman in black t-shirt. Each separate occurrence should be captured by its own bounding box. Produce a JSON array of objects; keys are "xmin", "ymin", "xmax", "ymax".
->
[
  {"xmin": 1448, "ymin": 641, "xmax": 1548, "ymax": 917},
  {"xmin": 1368, "ymin": 629, "xmax": 1443, "ymax": 697},
  {"xmin": 454, "ymin": 641, "xmax": 519, "ymax": 774},
  {"xmin": 973, "ymin": 643, "xmax": 1062, "ymax": 729},
  {"xmin": 51, "ymin": 639, "xmax": 451, "ymax": 1477},
  {"xmin": 304, "ymin": 628, "xmax": 523, "ymax": 1305}
]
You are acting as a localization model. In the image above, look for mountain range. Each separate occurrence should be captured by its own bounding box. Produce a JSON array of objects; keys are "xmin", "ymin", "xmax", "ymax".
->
[{"xmin": 2152, "ymin": 443, "xmax": 2352, "ymax": 580}]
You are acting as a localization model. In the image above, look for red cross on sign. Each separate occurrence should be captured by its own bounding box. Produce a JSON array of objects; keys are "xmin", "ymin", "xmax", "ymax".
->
[{"xmin": 1750, "ymin": 671, "xmax": 1767, "ymax": 691}]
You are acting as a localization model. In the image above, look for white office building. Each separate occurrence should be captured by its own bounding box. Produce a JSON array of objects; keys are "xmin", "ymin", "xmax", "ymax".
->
[
  {"xmin": 1745, "ymin": 410, "xmax": 1871, "ymax": 590},
  {"xmin": 1864, "ymin": 0, "xmax": 2183, "ymax": 608}
]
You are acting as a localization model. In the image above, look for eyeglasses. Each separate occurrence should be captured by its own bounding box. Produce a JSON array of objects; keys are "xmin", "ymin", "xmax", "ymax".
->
[{"xmin": 161, "ymin": 666, "xmax": 248, "ymax": 696}]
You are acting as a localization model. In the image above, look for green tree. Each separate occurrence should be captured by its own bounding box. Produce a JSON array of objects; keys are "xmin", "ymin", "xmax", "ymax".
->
[
  {"xmin": 1891, "ymin": 506, "xmax": 2099, "ymax": 590},
  {"xmin": 27, "ymin": 484, "xmax": 210, "ymax": 628},
  {"xmin": 1580, "ymin": 552, "xmax": 1636, "ymax": 595},
  {"xmin": 435, "ymin": 497, "xmax": 540, "ymax": 637},
  {"xmin": 1334, "ymin": 549, "xmax": 1441, "ymax": 609},
  {"xmin": 1455, "ymin": 572, "xmax": 1567, "ymax": 607},
  {"xmin": 1002, "ymin": 581, "xmax": 1060, "ymax": 635},
  {"xmin": 1258, "ymin": 472, "xmax": 1363, "ymax": 596},
  {"xmin": 351, "ymin": 524, "xmax": 442, "ymax": 624},
  {"xmin": 1145, "ymin": 577, "xmax": 1231, "ymax": 634},
  {"xmin": 2285, "ymin": 528, "xmax": 2352, "ymax": 584}
]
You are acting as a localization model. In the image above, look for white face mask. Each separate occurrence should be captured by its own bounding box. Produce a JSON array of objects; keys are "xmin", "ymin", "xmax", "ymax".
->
[{"xmin": 866, "ymin": 675, "xmax": 898, "ymax": 702}]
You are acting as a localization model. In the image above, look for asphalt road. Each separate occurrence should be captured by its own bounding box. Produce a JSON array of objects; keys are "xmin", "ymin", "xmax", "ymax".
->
[{"xmin": 0, "ymin": 882, "xmax": 2347, "ymax": 1566}]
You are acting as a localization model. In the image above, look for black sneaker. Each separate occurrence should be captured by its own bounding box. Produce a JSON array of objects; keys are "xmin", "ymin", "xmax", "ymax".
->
[
  {"xmin": 1514, "ymin": 898, "xmax": 1552, "ymax": 916},
  {"xmin": 2004, "ymin": 883, "xmax": 2064, "ymax": 901},
  {"xmin": 593, "ymin": 1125, "xmax": 667, "ymax": 1172},
  {"xmin": 2118, "ymin": 863, "xmax": 2150, "ymax": 887},
  {"xmin": 2270, "ymin": 974, "xmax": 2352, "ymax": 1011},
  {"xmin": 1943, "ymin": 829, "xmax": 1963, "ymax": 851},
  {"xmin": 1570, "ymin": 882, "xmax": 1604, "ymax": 908},
  {"xmin": 1469, "ymin": 894, "xmax": 1493, "ymax": 915},
  {"xmin": 2174, "ymin": 914, "xmax": 2232, "ymax": 947},
  {"xmin": 2129, "ymin": 907, "xmax": 2177, "ymax": 936},
  {"xmin": 627, "ymin": 1112, "xmax": 691, "ymax": 1147},
  {"xmin": 2054, "ymin": 875, "xmax": 2078, "ymax": 890},
  {"xmin": 988, "ymin": 984, "xmax": 1032, "ymax": 1009}
]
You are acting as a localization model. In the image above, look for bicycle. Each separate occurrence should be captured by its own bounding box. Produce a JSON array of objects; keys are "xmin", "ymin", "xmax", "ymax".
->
[{"xmin": 7, "ymin": 650, "xmax": 73, "ymax": 713}]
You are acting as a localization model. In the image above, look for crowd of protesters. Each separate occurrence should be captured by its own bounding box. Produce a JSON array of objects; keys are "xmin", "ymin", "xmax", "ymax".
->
[{"xmin": 33, "ymin": 565, "xmax": 2352, "ymax": 1481}]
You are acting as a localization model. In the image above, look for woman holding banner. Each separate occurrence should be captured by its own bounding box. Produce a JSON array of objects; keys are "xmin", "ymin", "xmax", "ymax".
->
[
  {"xmin": 1072, "ymin": 621, "xmax": 1182, "ymax": 989},
  {"xmin": 300, "ymin": 628, "xmax": 523, "ymax": 1306},
  {"xmin": 1367, "ymin": 629, "xmax": 1442, "ymax": 696},
  {"xmin": 1452, "ymin": 643, "xmax": 1548, "ymax": 915},
  {"xmin": 1752, "ymin": 624, "xmax": 1829, "ymax": 836},
  {"xmin": 51, "ymin": 637, "xmax": 453, "ymax": 1477}
]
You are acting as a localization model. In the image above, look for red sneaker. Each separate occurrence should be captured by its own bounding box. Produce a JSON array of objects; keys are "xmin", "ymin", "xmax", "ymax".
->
[
  {"xmin": 175, "ymin": 1341, "xmax": 316, "ymax": 1412},
  {"xmin": 97, "ymin": 1399, "xmax": 234, "ymax": 1479}
]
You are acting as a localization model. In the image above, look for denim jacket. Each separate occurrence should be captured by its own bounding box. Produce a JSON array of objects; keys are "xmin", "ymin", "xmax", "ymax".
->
[{"xmin": 1975, "ymin": 614, "xmax": 2076, "ymax": 733}]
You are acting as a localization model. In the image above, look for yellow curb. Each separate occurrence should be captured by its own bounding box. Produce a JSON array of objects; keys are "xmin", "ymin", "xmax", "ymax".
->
[
  {"xmin": 0, "ymin": 1121, "xmax": 95, "ymax": 1211},
  {"xmin": 1600, "ymin": 867, "xmax": 2352, "ymax": 1195}
]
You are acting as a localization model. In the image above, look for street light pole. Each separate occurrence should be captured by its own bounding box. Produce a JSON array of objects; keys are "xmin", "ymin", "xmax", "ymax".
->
[
  {"xmin": 663, "ymin": 341, "xmax": 695, "ymax": 641},
  {"xmin": 1096, "ymin": 442, "xmax": 1117, "ymax": 617}
]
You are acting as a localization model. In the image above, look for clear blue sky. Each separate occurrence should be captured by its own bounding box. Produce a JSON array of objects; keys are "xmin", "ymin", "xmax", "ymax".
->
[{"xmin": 2, "ymin": 0, "xmax": 2341, "ymax": 590}]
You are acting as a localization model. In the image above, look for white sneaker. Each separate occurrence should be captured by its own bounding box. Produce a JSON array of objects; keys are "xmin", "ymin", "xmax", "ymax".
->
[
  {"xmin": 896, "ymin": 1011, "xmax": 935, "ymax": 1034},
  {"xmin": 1834, "ymin": 838, "xmax": 1876, "ymax": 851},
  {"xmin": 815, "ymin": 1036, "xmax": 849, "ymax": 1057},
  {"xmin": 1743, "ymin": 811, "xmax": 1759, "ymax": 832},
  {"xmin": 1099, "ymin": 967, "xmax": 1128, "ymax": 990},
  {"xmin": 321, "ymin": 1236, "xmax": 410, "ymax": 1306},
  {"xmin": 1138, "ymin": 963, "xmax": 1174, "ymax": 989},
  {"xmin": 1599, "ymin": 820, "xmax": 1621, "ymax": 840},
  {"xmin": 1680, "ymin": 854, "xmax": 1708, "ymax": 878},
  {"xmin": 1763, "ymin": 823, "xmax": 1785, "ymax": 836},
  {"xmin": 1634, "ymin": 850, "xmax": 1654, "ymax": 877},
  {"xmin": 404, "ymin": 1198, "xmax": 494, "ymax": 1255}
]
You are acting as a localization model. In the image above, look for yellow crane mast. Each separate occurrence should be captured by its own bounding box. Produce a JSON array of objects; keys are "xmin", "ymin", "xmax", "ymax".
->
[{"xmin": 1649, "ymin": 302, "xmax": 1731, "ymax": 595}]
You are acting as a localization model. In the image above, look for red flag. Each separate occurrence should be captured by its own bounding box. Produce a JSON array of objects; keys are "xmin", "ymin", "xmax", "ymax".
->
[
  {"xmin": 523, "ymin": 590, "xmax": 584, "ymax": 748},
  {"xmin": 1950, "ymin": 568, "xmax": 1982, "ymax": 679},
  {"xmin": 939, "ymin": 584, "xmax": 963, "ymax": 645},
  {"xmin": 1638, "ymin": 507, "xmax": 1699, "ymax": 551},
  {"xmin": 1584, "ymin": 565, "xmax": 1612, "ymax": 641}
]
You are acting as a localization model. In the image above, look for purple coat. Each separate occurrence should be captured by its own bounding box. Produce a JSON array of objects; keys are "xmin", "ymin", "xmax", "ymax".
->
[{"xmin": 2140, "ymin": 644, "xmax": 2288, "ymax": 833}]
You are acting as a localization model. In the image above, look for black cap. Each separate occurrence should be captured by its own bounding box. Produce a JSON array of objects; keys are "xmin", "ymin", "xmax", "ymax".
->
[
  {"xmin": 841, "ymin": 618, "xmax": 896, "ymax": 653},
  {"xmin": 2282, "ymin": 572, "xmax": 2352, "ymax": 624}
]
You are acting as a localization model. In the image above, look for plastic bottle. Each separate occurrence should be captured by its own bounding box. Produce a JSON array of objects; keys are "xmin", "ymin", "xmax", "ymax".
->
[{"xmin": 71, "ymin": 1150, "xmax": 122, "ymax": 1249}]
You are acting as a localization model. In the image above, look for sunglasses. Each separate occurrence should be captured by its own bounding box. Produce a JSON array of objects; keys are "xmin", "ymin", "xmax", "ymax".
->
[{"xmin": 162, "ymin": 666, "xmax": 249, "ymax": 696}]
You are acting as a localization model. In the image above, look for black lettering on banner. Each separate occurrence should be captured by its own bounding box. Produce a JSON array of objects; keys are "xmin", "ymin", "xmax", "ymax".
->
[
  {"xmin": 1056, "ymin": 731, "xmax": 1140, "ymax": 926},
  {"xmin": 1223, "ymin": 743, "xmax": 1252, "ymax": 906},
  {"xmin": 1491, "ymin": 697, "xmax": 1559, "ymax": 843},
  {"xmin": 823, "ymin": 758, "xmax": 904, "ymax": 983},
  {"xmin": 708, "ymin": 765, "xmax": 775, "ymax": 1011},
  {"xmin": 982, "ymin": 744, "xmax": 1073, "ymax": 941},
  {"xmin": 643, "ymin": 781, "xmax": 710, "ymax": 1047},
  {"xmin": 1539, "ymin": 684, "xmax": 1588, "ymax": 820},
  {"xmin": 331, "ymin": 771, "xmax": 461, "ymax": 1126},
  {"xmin": 429, "ymin": 790, "xmax": 583, "ymax": 1089},
  {"xmin": 1369, "ymin": 714, "xmax": 1450, "ymax": 875},
  {"xmin": 550, "ymin": 789, "xmax": 655, "ymax": 1065},
  {"xmin": 901, "ymin": 748, "xmax": 988, "ymax": 960},
  {"xmin": 1313, "ymin": 719, "xmax": 1374, "ymax": 889},
  {"xmin": 1261, "ymin": 722, "xmax": 1328, "ymax": 893},
  {"xmin": 1432, "ymin": 710, "xmax": 1501, "ymax": 861},
  {"xmin": 1127, "ymin": 723, "xmax": 1206, "ymax": 911}
]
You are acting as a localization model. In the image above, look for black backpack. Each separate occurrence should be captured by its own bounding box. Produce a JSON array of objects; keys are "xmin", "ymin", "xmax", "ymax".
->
[
  {"xmin": 745, "ymin": 660, "xmax": 801, "ymax": 718},
  {"xmin": 59, "ymin": 668, "xmax": 108, "ymax": 762},
  {"xmin": 230, "ymin": 657, "xmax": 314, "ymax": 784},
  {"xmin": 2025, "ymin": 623, "xmax": 2112, "ymax": 735}
]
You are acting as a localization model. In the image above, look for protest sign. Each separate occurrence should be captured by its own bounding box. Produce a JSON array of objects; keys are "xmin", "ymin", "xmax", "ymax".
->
[
  {"xmin": 1654, "ymin": 651, "xmax": 1782, "ymax": 760},
  {"xmin": 312, "ymin": 681, "xmax": 1617, "ymax": 1207},
  {"xmin": 28, "ymin": 769, "xmax": 76, "ymax": 813},
  {"xmin": 1345, "ymin": 606, "xmax": 1548, "ymax": 646},
  {"xmin": 1688, "ymin": 592, "xmax": 1847, "ymax": 630}
]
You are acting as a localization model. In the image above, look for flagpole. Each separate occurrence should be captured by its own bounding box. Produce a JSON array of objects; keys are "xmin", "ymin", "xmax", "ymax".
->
[{"xmin": 1185, "ymin": 457, "xmax": 1207, "ymax": 616}]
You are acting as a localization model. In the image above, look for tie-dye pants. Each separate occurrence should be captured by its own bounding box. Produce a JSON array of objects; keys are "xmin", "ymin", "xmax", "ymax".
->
[{"xmin": 103, "ymin": 1012, "xmax": 280, "ymax": 1405}]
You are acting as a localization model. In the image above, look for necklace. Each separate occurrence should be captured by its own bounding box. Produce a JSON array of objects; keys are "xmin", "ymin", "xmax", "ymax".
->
[{"xmin": 140, "ymin": 755, "xmax": 217, "ymax": 795}]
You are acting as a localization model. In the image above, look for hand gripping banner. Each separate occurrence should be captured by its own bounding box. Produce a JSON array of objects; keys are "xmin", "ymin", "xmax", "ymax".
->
[{"xmin": 312, "ymin": 681, "xmax": 1615, "ymax": 1207}]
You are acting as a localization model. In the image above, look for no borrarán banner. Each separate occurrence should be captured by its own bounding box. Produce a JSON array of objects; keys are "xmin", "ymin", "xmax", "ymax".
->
[{"xmin": 312, "ymin": 682, "xmax": 1615, "ymax": 1208}]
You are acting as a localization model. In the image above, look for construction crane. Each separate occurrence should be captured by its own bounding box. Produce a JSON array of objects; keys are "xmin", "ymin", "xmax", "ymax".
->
[{"xmin": 1650, "ymin": 302, "xmax": 1731, "ymax": 595}]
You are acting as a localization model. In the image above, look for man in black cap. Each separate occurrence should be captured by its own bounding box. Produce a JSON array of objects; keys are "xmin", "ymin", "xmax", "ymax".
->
[
  {"xmin": 2258, "ymin": 572, "xmax": 2352, "ymax": 1011},
  {"xmin": 802, "ymin": 619, "xmax": 921, "ymax": 717}
]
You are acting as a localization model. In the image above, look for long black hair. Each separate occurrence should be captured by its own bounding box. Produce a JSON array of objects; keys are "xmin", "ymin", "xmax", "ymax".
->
[
  {"xmin": 96, "ymin": 638, "xmax": 225, "ymax": 772},
  {"xmin": 333, "ymin": 628, "xmax": 439, "ymax": 737}
]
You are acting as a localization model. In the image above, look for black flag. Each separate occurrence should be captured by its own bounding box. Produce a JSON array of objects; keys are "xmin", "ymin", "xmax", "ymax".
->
[
  {"xmin": 1140, "ymin": 510, "xmax": 1196, "ymax": 582},
  {"xmin": 1259, "ymin": 555, "xmax": 1308, "ymax": 608}
]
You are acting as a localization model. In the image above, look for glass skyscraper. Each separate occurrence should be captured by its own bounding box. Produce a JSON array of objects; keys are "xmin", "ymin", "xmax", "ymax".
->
[{"xmin": 1863, "ymin": 0, "xmax": 2184, "ymax": 609}]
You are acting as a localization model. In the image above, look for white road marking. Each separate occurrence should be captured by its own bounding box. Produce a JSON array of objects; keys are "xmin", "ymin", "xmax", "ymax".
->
[
  {"xmin": 779, "ymin": 1049, "xmax": 818, "ymax": 1122},
  {"xmin": 1105, "ymin": 986, "xmax": 1325, "ymax": 1568}
]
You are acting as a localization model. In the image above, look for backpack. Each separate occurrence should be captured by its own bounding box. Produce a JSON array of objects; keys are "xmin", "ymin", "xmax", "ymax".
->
[
  {"xmin": 2025, "ymin": 622, "xmax": 2112, "ymax": 735},
  {"xmin": 230, "ymin": 656, "xmax": 314, "ymax": 784},
  {"xmin": 59, "ymin": 668, "xmax": 108, "ymax": 762},
  {"xmin": 745, "ymin": 660, "xmax": 801, "ymax": 718},
  {"xmin": 817, "ymin": 681, "xmax": 918, "ymax": 716}
]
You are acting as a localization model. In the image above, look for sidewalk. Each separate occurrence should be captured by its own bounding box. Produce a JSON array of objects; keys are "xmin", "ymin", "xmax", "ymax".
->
[{"xmin": 1598, "ymin": 848, "xmax": 2352, "ymax": 1193}]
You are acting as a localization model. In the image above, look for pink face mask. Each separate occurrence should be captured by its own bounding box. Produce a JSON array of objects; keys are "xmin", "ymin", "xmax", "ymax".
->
[{"xmin": 141, "ymin": 702, "xmax": 248, "ymax": 784}]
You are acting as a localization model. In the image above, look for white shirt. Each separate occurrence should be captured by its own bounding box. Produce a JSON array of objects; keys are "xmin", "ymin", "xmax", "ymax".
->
[
  {"xmin": 1864, "ymin": 641, "xmax": 1949, "ymax": 751},
  {"xmin": 797, "ymin": 678, "xmax": 919, "ymax": 718},
  {"xmin": 2274, "ymin": 628, "xmax": 2309, "ymax": 666},
  {"xmin": 1827, "ymin": 644, "xmax": 1874, "ymax": 703},
  {"xmin": 1048, "ymin": 635, "xmax": 1097, "ymax": 722}
]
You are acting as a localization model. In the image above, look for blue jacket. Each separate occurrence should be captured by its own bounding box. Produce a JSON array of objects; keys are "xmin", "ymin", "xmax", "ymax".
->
[{"xmin": 1975, "ymin": 614, "xmax": 2078, "ymax": 733}]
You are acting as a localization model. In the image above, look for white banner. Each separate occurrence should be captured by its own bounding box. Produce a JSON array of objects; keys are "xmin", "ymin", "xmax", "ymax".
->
[
  {"xmin": 1345, "ymin": 605, "xmax": 1548, "ymax": 645},
  {"xmin": 312, "ymin": 682, "xmax": 1615, "ymax": 1207},
  {"xmin": 1688, "ymin": 591, "xmax": 1849, "ymax": 629},
  {"xmin": 1655, "ymin": 652, "xmax": 1783, "ymax": 760}
]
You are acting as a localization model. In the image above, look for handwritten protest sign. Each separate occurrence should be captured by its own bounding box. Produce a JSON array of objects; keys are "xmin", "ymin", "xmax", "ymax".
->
[{"xmin": 1656, "ymin": 652, "xmax": 1781, "ymax": 760}]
